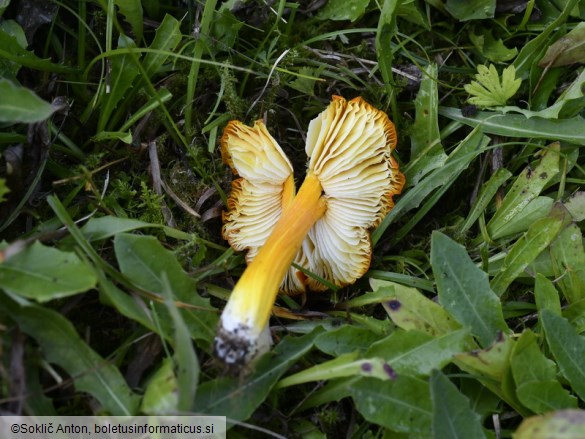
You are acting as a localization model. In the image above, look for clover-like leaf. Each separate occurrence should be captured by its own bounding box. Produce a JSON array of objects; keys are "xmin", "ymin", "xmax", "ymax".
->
[{"xmin": 464, "ymin": 64, "xmax": 521, "ymax": 108}]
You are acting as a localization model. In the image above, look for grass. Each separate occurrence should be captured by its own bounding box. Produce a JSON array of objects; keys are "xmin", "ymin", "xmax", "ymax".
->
[{"xmin": 1, "ymin": 0, "xmax": 585, "ymax": 437}]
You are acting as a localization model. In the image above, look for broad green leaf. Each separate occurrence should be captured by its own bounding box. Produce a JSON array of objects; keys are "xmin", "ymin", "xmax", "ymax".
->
[
  {"xmin": 464, "ymin": 64, "xmax": 521, "ymax": 107},
  {"xmin": 459, "ymin": 168, "xmax": 512, "ymax": 236},
  {"xmin": 350, "ymin": 376, "xmax": 432, "ymax": 434},
  {"xmin": 488, "ymin": 143, "xmax": 560, "ymax": 239},
  {"xmin": 373, "ymin": 128, "xmax": 489, "ymax": 244},
  {"xmin": 455, "ymin": 333, "xmax": 514, "ymax": 381},
  {"xmin": 141, "ymin": 358, "xmax": 178, "ymax": 414},
  {"xmin": 406, "ymin": 63, "xmax": 447, "ymax": 186},
  {"xmin": 316, "ymin": 0, "xmax": 369, "ymax": 22},
  {"xmin": 564, "ymin": 299, "xmax": 585, "ymax": 334},
  {"xmin": 277, "ymin": 353, "xmax": 395, "ymax": 388},
  {"xmin": 370, "ymin": 279, "xmax": 461, "ymax": 336},
  {"xmin": 0, "ymin": 241, "xmax": 97, "ymax": 302},
  {"xmin": 82, "ymin": 216, "xmax": 157, "ymax": 241},
  {"xmin": 143, "ymin": 14, "xmax": 181, "ymax": 78},
  {"xmin": 490, "ymin": 196, "xmax": 554, "ymax": 240},
  {"xmin": 0, "ymin": 294, "xmax": 140, "ymax": 415},
  {"xmin": 431, "ymin": 231, "xmax": 508, "ymax": 347},
  {"xmin": 469, "ymin": 27, "xmax": 517, "ymax": 62},
  {"xmin": 564, "ymin": 191, "xmax": 585, "ymax": 221},
  {"xmin": 445, "ymin": 0, "xmax": 495, "ymax": 20},
  {"xmin": 366, "ymin": 329, "xmax": 469, "ymax": 376},
  {"xmin": 115, "ymin": 0, "xmax": 143, "ymax": 41},
  {"xmin": 430, "ymin": 370, "xmax": 487, "ymax": 439},
  {"xmin": 114, "ymin": 233, "xmax": 194, "ymax": 301},
  {"xmin": 0, "ymin": 79, "xmax": 57, "ymax": 123},
  {"xmin": 539, "ymin": 22, "xmax": 585, "ymax": 67},
  {"xmin": 534, "ymin": 273, "xmax": 562, "ymax": 317},
  {"xmin": 541, "ymin": 310, "xmax": 585, "ymax": 401},
  {"xmin": 439, "ymin": 108, "xmax": 585, "ymax": 145},
  {"xmin": 514, "ymin": 410, "xmax": 585, "ymax": 439},
  {"xmin": 161, "ymin": 274, "xmax": 199, "ymax": 412},
  {"xmin": 550, "ymin": 223, "xmax": 585, "ymax": 303},
  {"xmin": 491, "ymin": 216, "xmax": 564, "ymax": 296},
  {"xmin": 98, "ymin": 35, "xmax": 140, "ymax": 131},
  {"xmin": 113, "ymin": 233, "xmax": 216, "ymax": 342},
  {"xmin": 314, "ymin": 326, "xmax": 380, "ymax": 356},
  {"xmin": 511, "ymin": 330, "xmax": 577, "ymax": 413},
  {"xmin": 98, "ymin": 272, "xmax": 161, "ymax": 336},
  {"xmin": 193, "ymin": 328, "xmax": 323, "ymax": 422}
]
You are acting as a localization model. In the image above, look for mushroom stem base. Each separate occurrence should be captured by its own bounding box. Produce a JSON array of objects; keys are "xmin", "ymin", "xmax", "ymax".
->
[{"xmin": 215, "ymin": 172, "xmax": 326, "ymax": 367}]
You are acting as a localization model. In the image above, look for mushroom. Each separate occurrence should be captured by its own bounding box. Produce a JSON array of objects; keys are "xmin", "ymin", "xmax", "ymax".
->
[{"xmin": 215, "ymin": 96, "xmax": 405, "ymax": 368}]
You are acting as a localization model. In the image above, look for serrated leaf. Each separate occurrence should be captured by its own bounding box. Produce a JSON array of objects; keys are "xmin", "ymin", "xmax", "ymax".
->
[
  {"xmin": 431, "ymin": 370, "xmax": 487, "ymax": 439},
  {"xmin": 115, "ymin": 0, "xmax": 143, "ymax": 41},
  {"xmin": 470, "ymin": 27, "xmax": 517, "ymax": 62},
  {"xmin": 439, "ymin": 108, "xmax": 585, "ymax": 145},
  {"xmin": 0, "ymin": 241, "xmax": 97, "ymax": 302},
  {"xmin": 431, "ymin": 231, "xmax": 509, "ymax": 347},
  {"xmin": 0, "ymin": 79, "xmax": 57, "ymax": 123},
  {"xmin": 406, "ymin": 63, "xmax": 447, "ymax": 186},
  {"xmin": 540, "ymin": 310, "xmax": 585, "ymax": 401},
  {"xmin": 511, "ymin": 330, "xmax": 577, "ymax": 413},
  {"xmin": 350, "ymin": 376, "xmax": 432, "ymax": 434},
  {"xmin": 0, "ymin": 294, "xmax": 140, "ymax": 415},
  {"xmin": 143, "ymin": 14, "xmax": 181, "ymax": 78},
  {"xmin": 464, "ymin": 64, "xmax": 521, "ymax": 107}
]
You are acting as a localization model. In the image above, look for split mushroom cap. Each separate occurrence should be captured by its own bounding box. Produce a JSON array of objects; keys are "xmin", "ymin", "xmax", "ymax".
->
[{"xmin": 216, "ymin": 96, "xmax": 405, "ymax": 368}]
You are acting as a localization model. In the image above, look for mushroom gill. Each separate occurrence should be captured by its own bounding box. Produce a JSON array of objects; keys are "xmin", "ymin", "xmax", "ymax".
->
[{"xmin": 215, "ymin": 96, "xmax": 405, "ymax": 369}]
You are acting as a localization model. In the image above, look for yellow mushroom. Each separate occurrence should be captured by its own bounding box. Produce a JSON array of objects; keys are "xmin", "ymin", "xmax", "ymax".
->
[{"xmin": 215, "ymin": 96, "xmax": 405, "ymax": 368}]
